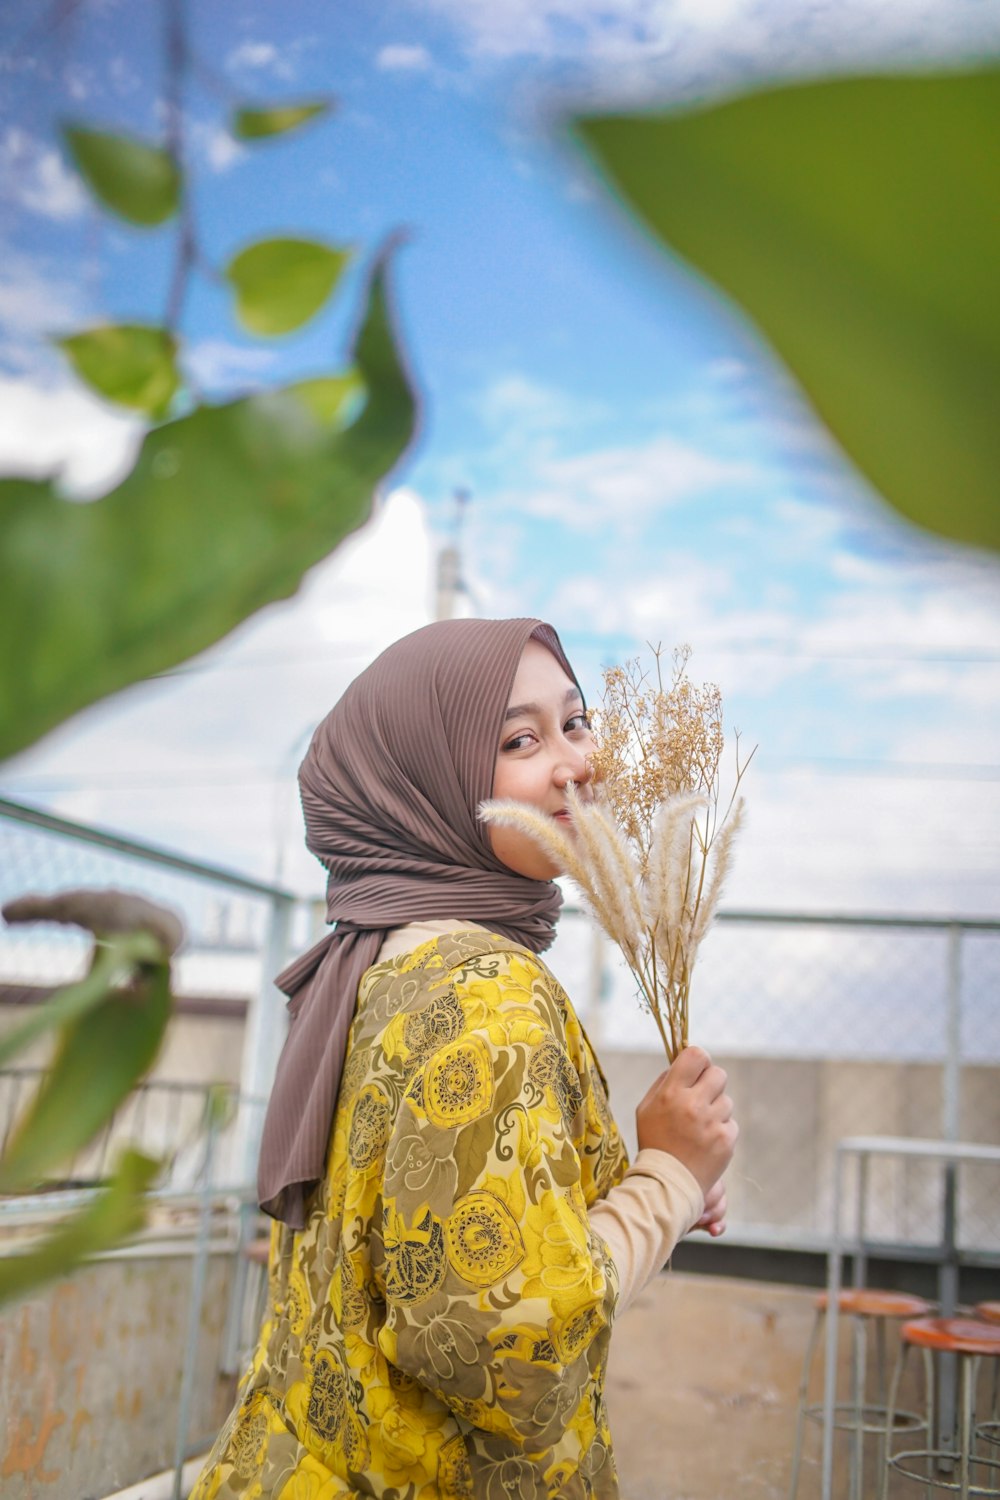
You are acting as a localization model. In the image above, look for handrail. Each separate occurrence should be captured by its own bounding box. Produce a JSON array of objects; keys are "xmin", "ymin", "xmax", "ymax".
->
[
  {"xmin": 0, "ymin": 795, "xmax": 297, "ymax": 901},
  {"xmin": 714, "ymin": 908, "xmax": 1000, "ymax": 932}
]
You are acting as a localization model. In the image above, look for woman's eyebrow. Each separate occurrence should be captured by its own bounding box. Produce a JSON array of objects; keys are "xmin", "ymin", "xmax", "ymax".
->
[{"xmin": 503, "ymin": 687, "xmax": 583, "ymax": 723}]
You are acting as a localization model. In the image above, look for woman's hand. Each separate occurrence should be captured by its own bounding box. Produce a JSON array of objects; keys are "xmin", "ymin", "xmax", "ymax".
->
[
  {"xmin": 691, "ymin": 1179, "xmax": 727, "ymax": 1237},
  {"xmin": 635, "ymin": 1045, "xmax": 738, "ymax": 1197}
]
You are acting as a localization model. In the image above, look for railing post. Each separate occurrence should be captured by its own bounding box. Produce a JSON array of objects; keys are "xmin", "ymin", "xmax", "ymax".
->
[
  {"xmin": 943, "ymin": 924, "xmax": 962, "ymax": 1144},
  {"xmin": 172, "ymin": 1094, "xmax": 220, "ymax": 1500},
  {"xmin": 587, "ymin": 924, "xmax": 607, "ymax": 1045},
  {"xmin": 936, "ymin": 926, "xmax": 964, "ymax": 1467},
  {"xmin": 821, "ymin": 1142, "xmax": 846, "ymax": 1500},
  {"xmin": 235, "ymin": 892, "xmax": 295, "ymax": 1185}
]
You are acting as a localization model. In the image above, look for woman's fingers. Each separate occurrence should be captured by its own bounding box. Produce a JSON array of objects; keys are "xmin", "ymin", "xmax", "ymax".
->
[{"xmin": 693, "ymin": 1180, "xmax": 728, "ymax": 1237}]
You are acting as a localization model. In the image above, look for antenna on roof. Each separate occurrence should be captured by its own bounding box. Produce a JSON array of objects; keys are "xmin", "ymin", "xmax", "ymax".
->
[{"xmin": 435, "ymin": 488, "xmax": 472, "ymax": 620}]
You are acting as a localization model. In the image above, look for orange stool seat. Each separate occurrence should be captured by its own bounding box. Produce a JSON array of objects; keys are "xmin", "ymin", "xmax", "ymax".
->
[
  {"xmin": 817, "ymin": 1289, "xmax": 933, "ymax": 1319},
  {"xmin": 977, "ymin": 1303, "xmax": 1000, "ymax": 1326},
  {"xmin": 902, "ymin": 1317, "xmax": 1000, "ymax": 1358}
]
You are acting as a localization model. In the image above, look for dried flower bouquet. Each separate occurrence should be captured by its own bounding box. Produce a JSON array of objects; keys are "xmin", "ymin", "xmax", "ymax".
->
[{"xmin": 482, "ymin": 646, "xmax": 753, "ymax": 1062}]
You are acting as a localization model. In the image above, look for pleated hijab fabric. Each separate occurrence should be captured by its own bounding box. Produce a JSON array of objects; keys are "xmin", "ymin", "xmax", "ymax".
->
[{"xmin": 257, "ymin": 617, "xmax": 581, "ymax": 1226}]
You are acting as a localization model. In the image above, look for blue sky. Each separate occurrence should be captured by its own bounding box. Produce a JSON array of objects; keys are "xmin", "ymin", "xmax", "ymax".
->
[{"xmin": 1, "ymin": 0, "xmax": 999, "ymax": 916}]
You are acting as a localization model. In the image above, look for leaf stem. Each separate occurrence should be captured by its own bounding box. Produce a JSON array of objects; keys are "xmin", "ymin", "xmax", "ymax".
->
[{"xmin": 164, "ymin": 0, "xmax": 196, "ymax": 332}]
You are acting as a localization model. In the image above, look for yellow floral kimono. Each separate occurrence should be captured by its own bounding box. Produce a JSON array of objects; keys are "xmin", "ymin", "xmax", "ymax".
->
[{"xmin": 191, "ymin": 929, "xmax": 629, "ymax": 1500}]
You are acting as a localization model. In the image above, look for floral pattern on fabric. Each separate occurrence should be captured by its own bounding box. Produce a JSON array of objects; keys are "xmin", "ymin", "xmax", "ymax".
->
[{"xmin": 189, "ymin": 930, "xmax": 628, "ymax": 1499}]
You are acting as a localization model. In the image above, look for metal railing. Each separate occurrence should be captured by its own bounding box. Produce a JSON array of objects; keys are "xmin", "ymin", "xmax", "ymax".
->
[
  {"xmin": 548, "ymin": 904, "xmax": 1000, "ymax": 1253},
  {"xmin": 2, "ymin": 795, "xmax": 998, "ymax": 1498},
  {"xmin": 3, "ymin": 795, "xmax": 999, "ymax": 1252}
]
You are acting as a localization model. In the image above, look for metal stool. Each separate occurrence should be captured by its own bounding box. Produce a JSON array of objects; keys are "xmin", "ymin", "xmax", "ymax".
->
[
  {"xmin": 976, "ymin": 1305, "xmax": 1000, "ymax": 1454},
  {"xmin": 790, "ymin": 1289, "xmax": 933, "ymax": 1500},
  {"xmin": 883, "ymin": 1316, "xmax": 1000, "ymax": 1500}
]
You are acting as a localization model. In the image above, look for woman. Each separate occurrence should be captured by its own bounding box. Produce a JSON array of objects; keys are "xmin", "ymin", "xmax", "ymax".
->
[{"xmin": 191, "ymin": 617, "xmax": 736, "ymax": 1500}]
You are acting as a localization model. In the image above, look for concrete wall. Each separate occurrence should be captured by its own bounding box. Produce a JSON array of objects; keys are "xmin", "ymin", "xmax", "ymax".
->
[
  {"xmin": 601, "ymin": 1052, "xmax": 1000, "ymax": 1249},
  {"xmin": 0, "ymin": 1003, "xmax": 246, "ymax": 1087},
  {"xmin": 6, "ymin": 999, "xmax": 998, "ymax": 1247},
  {"xmin": 0, "ymin": 1249, "xmax": 238, "ymax": 1500}
]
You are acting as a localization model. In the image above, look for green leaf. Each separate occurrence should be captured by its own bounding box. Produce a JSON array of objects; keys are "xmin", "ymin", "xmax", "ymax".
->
[
  {"xmin": 0, "ymin": 930, "xmax": 163, "ymax": 1070},
  {"xmin": 0, "ymin": 956, "xmax": 171, "ymax": 1192},
  {"xmin": 226, "ymin": 237, "xmax": 350, "ymax": 336},
  {"xmin": 574, "ymin": 68, "xmax": 1000, "ymax": 551},
  {"xmin": 58, "ymin": 325, "xmax": 180, "ymax": 418},
  {"xmin": 288, "ymin": 371, "xmax": 365, "ymax": 428},
  {"xmin": 63, "ymin": 124, "xmax": 181, "ymax": 227},
  {"xmin": 0, "ymin": 1150, "xmax": 159, "ymax": 1309},
  {"xmin": 232, "ymin": 100, "xmax": 332, "ymax": 141},
  {"xmin": 0, "ymin": 253, "xmax": 416, "ymax": 761}
]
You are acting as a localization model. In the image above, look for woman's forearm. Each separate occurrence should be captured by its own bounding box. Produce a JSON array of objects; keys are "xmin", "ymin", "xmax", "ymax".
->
[{"xmin": 589, "ymin": 1149, "xmax": 704, "ymax": 1314}]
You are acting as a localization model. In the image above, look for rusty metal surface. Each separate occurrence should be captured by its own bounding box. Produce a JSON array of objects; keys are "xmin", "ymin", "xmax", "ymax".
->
[{"xmin": 0, "ymin": 1253, "xmax": 236, "ymax": 1500}]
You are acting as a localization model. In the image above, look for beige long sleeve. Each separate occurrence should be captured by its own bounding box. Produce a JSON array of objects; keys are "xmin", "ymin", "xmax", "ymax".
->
[{"xmin": 589, "ymin": 1150, "xmax": 705, "ymax": 1314}]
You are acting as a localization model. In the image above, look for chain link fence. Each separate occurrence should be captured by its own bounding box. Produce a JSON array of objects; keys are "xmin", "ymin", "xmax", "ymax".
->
[
  {"xmin": 549, "ymin": 905, "xmax": 1000, "ymax": 1257},
  {"xmin": 2, "ymin": 796, "xmax": 998, "ymax": 1258}
]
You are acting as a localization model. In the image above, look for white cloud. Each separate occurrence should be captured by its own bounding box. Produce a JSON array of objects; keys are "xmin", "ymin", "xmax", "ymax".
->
[
  {"xmin": 799, "ymin": 549, "xmax": 1000, "ymax": 661},
  {"xmin": 723, "ymin": 766, "xmax": 1000, "ymax": 919},
  {"xmin": 501, "ymin": 431, "xmax": 755, "ymax": 527},
  {"xmin": 109, "ymin": 53, "xmax": 142, "ymax": 96},
  {"xmin": 0, "ymin": 374, "xmax": 143, "ymax": 498},
  {"xmin": 376, "ymin": 44, "xmax": 433, "ymax": 72},
  {"xmin": 227, "ymin": 41, "xmax": 278, "ymax": 70},
  {"xmin": 0, "ymin": 250, "xmax": 93, "ymax": 373},
  {"xmin": 521, "ymin": 478, "xmax": 1000, "ymax": 737},
  {"xmin": 183, "ymin": 339, "xmax": 277, "ymax": 391},
  {"xmin": 63, "ymin": 64, "xmax": 94, "ymax": 102},
  {"xmin": 476, "ymin": 372, "xmax": 602, "ymax": 436},
  {"xmin": 0, "ymin": 126, "xmax": 87, "ymax": 221},
  {"xmin": 415, "ymin": 0, "xmax": 1000, "ymax": 97},
  {"xmin": 469, "ymin": 372, "xmax": 756, "ymax": 526},
  {"xmin": 190, "ymin": 120, "xmax": 247, "ymax": 174},
  {"xmin": 546, "ymin": 553, "xmax": 731, "ymax": 642},
  {"xmin": 187, "ymin": 119, "xmax": 246, "ymax": 174},
  {"xmin": 225, "ymin": 40, "xmax": 297, "ymax": 81}
]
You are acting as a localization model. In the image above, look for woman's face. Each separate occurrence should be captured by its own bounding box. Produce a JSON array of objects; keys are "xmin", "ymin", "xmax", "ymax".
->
[{"xmin": 488, "ymin": 639, "xmax": 595, "ymax": 880}]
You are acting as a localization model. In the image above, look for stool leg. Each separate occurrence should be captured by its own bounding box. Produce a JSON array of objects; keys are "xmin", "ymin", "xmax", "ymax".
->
[
  {"xmin": 959, "ymin": 1355, "xmax": 976, "ymax": 1500},
  {"xmin": 880, "ymin": 1339, "xmax": 909, "ymax": 1500},
  {"xmin": 984, "ymin": 1354, "xmax": 1000, "ymax": 1460},
  {"xmin": 850, "ymin": 1314, "xmax": 867, "ymax": 1500},
  {"xmin": 923, "ymin": 1348, "xmax": 935, "ymax": 1500},
  {"xmin": 876, "ymin": 1318, "xmax": 889, "ymax": 1485},
  {"xmin": 789, "ymin": 1307, "xmax": 824, "ymax": 1500}
]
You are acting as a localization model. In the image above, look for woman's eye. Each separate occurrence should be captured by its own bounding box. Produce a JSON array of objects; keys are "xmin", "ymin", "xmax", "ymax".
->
[
  {"xmin": 566, "ymin": 712, "xmax": 591, "ymax": 733},
  {"xmin": 501, "ymin": 732, "xmax": 534, "ymax": 752}
]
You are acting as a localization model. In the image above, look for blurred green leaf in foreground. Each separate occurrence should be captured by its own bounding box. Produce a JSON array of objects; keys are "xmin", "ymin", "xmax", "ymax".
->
[
  {"xmin": 574, "ymin": 67, "xmax": 1000, "ymax": 551},
  {"xmin": 232, "ymin": 100, "xmax": 333, "ymax": 140},
  {"xmin": 62, "ymin": 125, "xmax": 182, "ymax": 226},
  {"xmin": 57, "ymin": 325, "xmax": 181, "ymax": 418},
  {"xmin": 0, "ymin": 253, "xmax": 416, "ymax": 762},
  {"xmin": 0, "ymin": 891, "xmax": 182, "ymax": 1307},
  {"xmin": 226, "ymin": 237, "xmax": 352, "ymax": 336},
  {"xmin": 0, "ymin": 1150, "xmax": 161, "ymax": 1307}
]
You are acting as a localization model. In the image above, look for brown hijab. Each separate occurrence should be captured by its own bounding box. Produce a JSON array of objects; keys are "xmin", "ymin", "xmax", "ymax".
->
[{"xmin": 257, "ymin": 616, "xmax": 581, "ymax": 1226}]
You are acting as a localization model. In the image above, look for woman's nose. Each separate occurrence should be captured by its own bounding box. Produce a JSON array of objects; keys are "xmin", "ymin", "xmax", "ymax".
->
[{"xmin": 555, "ymin": 746, "xmax": 593, "ymax": 787}]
